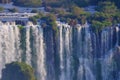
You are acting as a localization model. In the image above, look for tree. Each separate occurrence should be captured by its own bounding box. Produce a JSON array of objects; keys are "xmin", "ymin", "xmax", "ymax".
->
[
  {"xmin": 8, "ymin": 8, "xmax": 18, "ymax": 13},
  {"xmin": 1, "ymin": 62, "xmax": 36, "ymax": 80},
  {"xmin": 97, "ymin": 1, "xmax": 117, "ymax": 14},
  {"xmin": 74, "ymin": 0, "xmax": 90, "ymax": 7},
  {"xmin": 31, "ymin": 9, "xmax": 38, "ymax": 13},
  {"xmin": 29, "ymin": 17, "xmax": 37, "ymax": 24},
  {"xmin": 13, "ymin": 0, "xmax": 42, "ymax": 7},
  {"xmin": 0, "ymin": 7, "xmax": 4, "ymax": 12},
  {"xmin": 88, "ymin": 1, "xmax": 120, "ymax": 33},
  {"xmin": 71, "ymin": 5, "xmax": 85, "ymax": 17},
  {"xmin": 41, "ymin": 13, "xmax": 58, "ymax": 36}
]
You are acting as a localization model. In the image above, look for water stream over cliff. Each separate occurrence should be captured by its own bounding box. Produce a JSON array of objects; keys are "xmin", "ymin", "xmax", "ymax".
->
[{"xmin": 0, "ymin": 21, "xmax": 120, "ymax": 80}]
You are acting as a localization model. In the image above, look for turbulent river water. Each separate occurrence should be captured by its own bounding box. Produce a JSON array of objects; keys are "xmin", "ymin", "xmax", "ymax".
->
[{"xmin": 0, "ymin": 21, "xmax": 120, "ymax": 80}]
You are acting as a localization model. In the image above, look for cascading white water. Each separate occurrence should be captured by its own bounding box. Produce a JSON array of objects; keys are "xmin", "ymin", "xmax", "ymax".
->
[
  {"xmin": 25, "ymin": 26, "xmax": 32, "ymax": 65},
  {"xmin": 116, "ymin": 27, "xmax": 119, "ymax": 46},
  {"xmin": 57, "ymin": 21, "xmax": 120, "ymax": 80},
  {"xmin": 59, "ymin": 26, "xmax": 65, "ymax": 80},
  {"xmin": 101, "ymin": 27, "xmax": 120, "ymax": 80},
  {"xmin": 64, "ymin": 27, "xmax": 72, "ymax": 80},
  {"xmin": 78, "ymin": 59, "xmax": 95, "ymax": 80},
  {"xmin": 32, "ymin": 25, "xmax": 46, "ymax": 80},
  {"xmin": 57, "ymin": 22, "xmax": 95, "ymax": 80},
  {"xmin": 0, "ymin": 22, "xmax": 22, "ymax": 78},
  {"xmin": 0, "ymin": 22, "xmax": 46, "ymax": 80},
  {"xmin": 76, "ymin": 23, "xmax": 95, "ymax": 80},
  {"xmin": 58, "ymin": 22, "xmax": 72, "ymax": 80},
  {"xmin": 14, "ymin": 24, "xmax": 21, "ymax": 61},
  {"xmin": 0, "ymin": 21, "xmax": 120, "ymax": 80}
]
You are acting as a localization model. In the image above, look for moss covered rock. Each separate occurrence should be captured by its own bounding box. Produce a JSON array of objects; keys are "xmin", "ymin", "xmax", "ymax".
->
[{"xmin": 1, "ymin": 62, "xmax": 36, "ymax": 80}]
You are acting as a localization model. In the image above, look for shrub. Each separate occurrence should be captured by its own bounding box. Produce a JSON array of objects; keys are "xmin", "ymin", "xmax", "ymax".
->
[
  {"xmin": 31, "ymin": 9, "xmax": 38, "ymax": 13},
  {"xmin": 1, "ymin": 62, "xmax": 36, "ymax": 80},
  {"xmin": 0, "ymin": 7, "xmax": 4, "ymax": 12},
  {"xmin": 8, "ymin": 8, "xmax": 18, "ymax": 13},
  {"xmin": 18, "ymin": 25, "xmax": 24, "ymax": 30}
]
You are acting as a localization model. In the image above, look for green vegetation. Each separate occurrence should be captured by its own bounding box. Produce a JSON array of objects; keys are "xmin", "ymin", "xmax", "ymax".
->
[
  {"xmin": 0, "ymin": 7, "xmax": 4, "ymax": 12},
  {"xmin": 43, "ymin": 0, "xmax": 91, "ymax": 8},
  {"xmin": 28, "ymin": 12, "xmax": 58, "ymax": 37},
  {"xmin": 12, "ymin": 0, "xmax": 120, "ymax": 34},
  {"xmin": 43, "ymin": 1, "xmax": 120, "ymax": 33},
  {"xmin": 74, "ymin": 0, "xmax": 90, "ymax": 7},
  {"xmin": 8, "ymin": 8, "xmax": 18, "ymax": 13},
  {"xmin": 29, "ymin": 17, "xmax": 38, "ymax": 24},
  {"xmin": 43, "ymin": 0, "xmax": 120, "ymax": 8},
  {"xmin": 13, "ymin": 0, "xmax": 42, "ymax": 7},
  {"xmin": 1, "ymin": 62, "xmax": 36, "ymax": 80},
  {"xmin": 29, "ymin": 14, "xmax": 41, "ymax": 24},
  {"xmin": 41, "ymin": 13, "xmax": 58, "ymax": 36},
  {"xmin": 31, "ymin": 9, "xmax": 38, "ymax": 13},
  {"xmin": 70, "ymin": 5, "xmax": 90, "ymax": 25},
  {"xmin": 44, "ymin": 0, "xmax": 65, "ymax": 7},
  {"xmin": 97, "ymin": 1, "xmax": 117, "ymax": 13},
  {"xmin": 56, "ymin": 5, "xmax": 90, "ymax": 25},
  {"xmin": 12, "ymin": 0, "xmax": 120, "ymax": 8},
  {"xmin": 89, "ymin": 1, "xmax": 120, "ymax": 33},
  {"xmin": 18, "ymin": 25, "xmax": 24, "ymax": 30}
]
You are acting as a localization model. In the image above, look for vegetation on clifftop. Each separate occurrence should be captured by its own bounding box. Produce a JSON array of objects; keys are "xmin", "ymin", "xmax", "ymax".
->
[
  {"xmin": 89, "ymin": 1, "xmax": 120, "ymax": 33},
  {"xmin": 41, "ymin": 13, "xmax": 58, "ymax": 36},
  {"xmin": 13, "ymin": 0, "xmax": 42, "ymax": 7},
  {"xmin": 11, "ymin": 0, "xmax": 120, "ymax": 34}
]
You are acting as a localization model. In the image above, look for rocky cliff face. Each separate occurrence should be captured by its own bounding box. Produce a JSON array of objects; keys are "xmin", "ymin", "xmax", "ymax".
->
[{"xmin": 0, "ymin": 21, "xmax": 120, "ymax": 80}]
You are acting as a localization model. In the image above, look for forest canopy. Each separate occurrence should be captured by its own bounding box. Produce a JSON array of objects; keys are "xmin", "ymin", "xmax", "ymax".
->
[
  {"xmin": 10, "ymin": 0, "xmax": 120, "ymax": 8},
  {"xmin": 13, "ymin": 0, "xmax": 42, "ymax": 7}
]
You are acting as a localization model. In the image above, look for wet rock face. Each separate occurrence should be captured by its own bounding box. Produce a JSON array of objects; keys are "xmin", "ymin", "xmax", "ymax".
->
[
  {"xmin": 113, "ymin": 46, "xmax": 120, "ymax": 67},
  {"xmin": 43, "ymin": 27, "xmax": 56, "ymax": 80},
  {"xmin": 103, "ymin": 46, "xmax": 120, "ymax": 80}
]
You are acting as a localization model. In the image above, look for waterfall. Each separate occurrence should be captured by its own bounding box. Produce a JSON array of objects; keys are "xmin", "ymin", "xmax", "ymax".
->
[
  {"xmin": 33, "ymin": 26, "xmax": 46, "ymax": 80},
  {"xmin": 58, "ymin": 23, "xmax": 72, "ymax": 80},
  {"xmin": 57, "ymin": 21, "xmax": 120, "ymax": 80},
  {"xmin": 0, "ymin": 21, "xmax": 120, "ymax": 80},
  {"xmin": 59, "ymin": 26, "xmax": 65, "ymax": 80},
  {"xmin": 0, "ymin": 22, "xmax": 46, "ymax": 80},
  {"xmin": 25, "ymin": 26, "xmax": 31, "ymax": 65},
  {"xmin": 0, "ymin": 22, "xmax": 21, "ymax": 78}
]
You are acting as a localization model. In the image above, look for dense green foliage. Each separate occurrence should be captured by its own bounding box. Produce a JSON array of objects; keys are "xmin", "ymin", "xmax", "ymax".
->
[
  {"xmin": 41, "ymin": 13, "xmax": 58, "ymax": 36},
  {"xmin": 43, "ymin": 0, "xmax": 119, "ymax": 33},
  {"xmin": 0, "ymin": 7, "xmax": 4, "ymax": 12},
  {"xmin": 31, "ymin": 9, "xmax": 39, "ymax": 13},
  {"xmin": 43, "ymin": 0, "xmax": 120, "ymax": 8},
  {"xmin": 29, "ymin": 17, "xmax": 38, "ymax": 24},
  {"xmin": 18, "ymin": 25, "xmax": 24, "ymax": 30},
  {"xmin": 8, "ymin": 8, "xmax": 18, "ymax": 13},
  {"xmin": 9, "ymin": 0, "xmax": 120, "ymax": 9},
  {"xmin": 53, "ymin": 5, "xmax": 90, "ymax": 25},
  {"xmin": 1, "ymin": 62, "xmax": 35, "ymax": 80},
  {"xmin": 29, "ymin": 14, "xmax": 41, "ymax": 24},
  {"xmin": 89, "ymin": 1, "xmax": 120, "ymax": 33},
  {"xmin": 13, "ymin": 0, "xmax": 42, "ymax": 7},
  {"xmin": 11, "ymin": 0, "xmax": 120, "ymax": 33}
]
